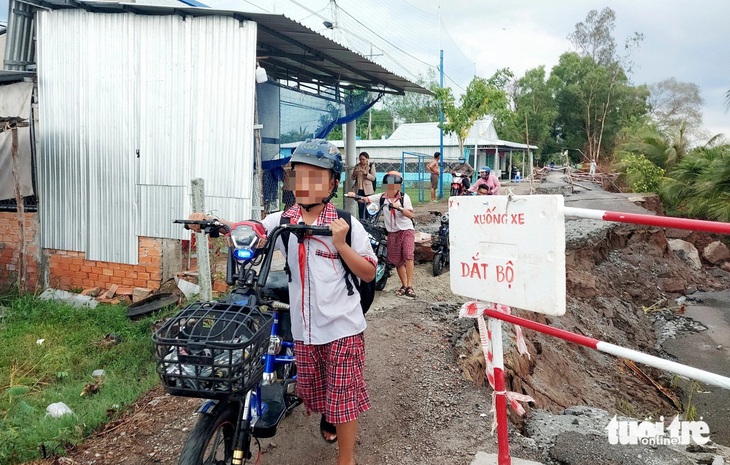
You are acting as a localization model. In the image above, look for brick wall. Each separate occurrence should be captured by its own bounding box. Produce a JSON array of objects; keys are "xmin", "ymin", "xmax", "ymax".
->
[
  {"xmin": 47, "ymin": 237, "xmax": 165, "ymax": 290},
  {"xmin": 0, "ymin": 212, "xmax": 41, "ymax": 291},
  {"xmin": 0, "ymin": 211, "xmax": 175, "ymax": 292}
]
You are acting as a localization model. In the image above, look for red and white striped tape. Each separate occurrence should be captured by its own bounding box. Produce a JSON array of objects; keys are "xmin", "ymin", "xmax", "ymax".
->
[{"xmin": 460, "ymin": 301, "xmax": 535, "ymax": 433}]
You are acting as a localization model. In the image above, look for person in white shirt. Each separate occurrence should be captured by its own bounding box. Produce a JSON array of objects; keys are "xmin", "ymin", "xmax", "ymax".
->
[
  {"xmin": 348, "ymin": 171, "xmax": 416, "ymax": 298},
  {"xmin": 189, "ymin": 139, "xmax": 375, "ymax": 465}
]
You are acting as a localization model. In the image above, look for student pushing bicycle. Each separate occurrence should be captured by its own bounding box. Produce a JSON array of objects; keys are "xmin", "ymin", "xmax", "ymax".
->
[{"xmin": 187, "ymin": 139, "xmax": 376, "ymax": 465}]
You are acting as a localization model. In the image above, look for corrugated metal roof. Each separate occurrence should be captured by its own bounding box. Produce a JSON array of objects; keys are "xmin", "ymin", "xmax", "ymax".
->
[
  {"xmin": 282, "ymin": 119, "xmax": 538, "ymax": 151},
  {"xmin": 16, "ymin": 0, "xmax": 428, "ymax": 96}
]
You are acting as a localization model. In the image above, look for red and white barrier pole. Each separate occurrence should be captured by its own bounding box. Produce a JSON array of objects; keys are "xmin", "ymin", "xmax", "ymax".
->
[
  {"xmin": 482, "ymin": 308, "xmax": 730, "ymax": 390},
  {"xmin": 490, "ymin": 318, "xmax": 512, "ymax": 465},
  {"xmin": 564, "ymin": 207, "xmax": 730, "ymax": 235}
]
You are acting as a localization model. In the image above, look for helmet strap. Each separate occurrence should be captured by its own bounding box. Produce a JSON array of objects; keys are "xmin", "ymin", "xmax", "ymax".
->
[
  {"xmin": 298, "ymin": 202, "xmax": 320, "ymax": 212},
  {"xmin": 298, "ymin": 181, "xmax": 339, "ymax": 212}
]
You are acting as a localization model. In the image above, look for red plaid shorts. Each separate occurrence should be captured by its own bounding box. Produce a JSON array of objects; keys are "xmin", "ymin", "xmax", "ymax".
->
[
  {"xmin": 294, "ymin": 333, "xmax": 371, "ymax": 424},
  {"xmin": 387, "ymin": 229, "xmax": 415, "ymax": 267}
]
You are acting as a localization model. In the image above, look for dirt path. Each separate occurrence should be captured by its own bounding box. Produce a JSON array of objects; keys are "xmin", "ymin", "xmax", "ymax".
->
[
  {"xmin": 39, "ymin": 264, "xmax": 531, "ymax": 465},
  {"xmin": 30, "ymin": 191, "xmax": 730, "ymax": 465}
]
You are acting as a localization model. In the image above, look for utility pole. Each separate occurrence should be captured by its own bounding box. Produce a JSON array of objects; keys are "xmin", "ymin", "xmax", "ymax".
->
[
  {"xmin": 367, "ymin": 109, "xmax": 372, "ymax": 140},
  {"xmin": 438, "ymin": 49, "xmax": 444, "ymax": 199}
]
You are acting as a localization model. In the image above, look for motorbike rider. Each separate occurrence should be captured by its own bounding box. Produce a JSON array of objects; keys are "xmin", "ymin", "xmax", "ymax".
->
[
  {"xmin": 468, "ymin": 166, "xmax": 501, "ymax": 195},
  {"xmin": 450, "ymin": 157, "xmax": 474, "ymax": 191},
  {"xmin": 188, "ymin": 139, "xmax": 376, "ymax": 465}
]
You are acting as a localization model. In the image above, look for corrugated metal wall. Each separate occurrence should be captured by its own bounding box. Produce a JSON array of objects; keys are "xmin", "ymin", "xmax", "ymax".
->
[
  {"xmin": 3, "ymin": 0, "xmax": 35, "ymax": 71},
  {"xmin": 37, "ymin": 10, "xmax": 256, "ymax": 264}
]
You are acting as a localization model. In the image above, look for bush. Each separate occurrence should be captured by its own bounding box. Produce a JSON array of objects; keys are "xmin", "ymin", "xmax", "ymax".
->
[{"xmin": 614, "ymin": 153, "xmax": 665, "ymax": 193}]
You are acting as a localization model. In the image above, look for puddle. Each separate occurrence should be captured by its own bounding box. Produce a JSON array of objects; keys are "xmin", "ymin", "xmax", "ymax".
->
[{"xmin": 662, "ymin": 289, "xmax": 730, "ymax": 446}]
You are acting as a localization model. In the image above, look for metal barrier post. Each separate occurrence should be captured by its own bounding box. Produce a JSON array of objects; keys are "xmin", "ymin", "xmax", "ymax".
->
[{"xmin": 490, "ymin": 317, "xmax": 512, "ymax": 465}]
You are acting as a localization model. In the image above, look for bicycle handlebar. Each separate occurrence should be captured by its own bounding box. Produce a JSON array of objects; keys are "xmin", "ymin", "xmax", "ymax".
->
[
  {"xmin": 256, "ymin": 223, "xmax": 332, "ymax": 289},
  {"xmin": 173, "ymin": 219, "xmax": 230, "ymax": 237}
]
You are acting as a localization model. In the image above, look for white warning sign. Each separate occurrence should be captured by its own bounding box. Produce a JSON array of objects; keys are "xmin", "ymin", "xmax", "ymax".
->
[{"xmin": 449, "ymin": 195, "xmax": 566, "ymax": 316}]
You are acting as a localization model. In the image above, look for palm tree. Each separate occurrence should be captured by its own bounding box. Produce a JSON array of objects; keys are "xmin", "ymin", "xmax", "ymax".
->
[
  {"xmin": 617, "ymin": 123, "xmax": 689, "ymax": 170},
  {"xmin": 661, "ymin": 143, "xmax": 730, "ymax": 222}
]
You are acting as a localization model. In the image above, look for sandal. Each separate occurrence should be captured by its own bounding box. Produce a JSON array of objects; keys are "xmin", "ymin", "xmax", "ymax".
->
[
  {"xmin": 395, "ymin": 286, "xmax": 407, "ymax": 296},
  {"xmin": 404, "ymin": 287, "xmax": 416, "ymax": 298},
  {"xmin": 320, "ymin": 414, "xmax": 337, "ymax": 444}
]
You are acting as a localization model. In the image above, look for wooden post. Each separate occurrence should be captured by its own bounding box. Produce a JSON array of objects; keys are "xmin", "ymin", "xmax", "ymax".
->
[
  {"xmin": 253, "ymin": 95, "xmax": 263, "ymax": 221},
  {"xmin": 7, "ymin": 119, "xmax": 30, "ymax": 293},
  {"xmin": 191, "ymin": 178, "xmax": 212, "ymax": 301}
]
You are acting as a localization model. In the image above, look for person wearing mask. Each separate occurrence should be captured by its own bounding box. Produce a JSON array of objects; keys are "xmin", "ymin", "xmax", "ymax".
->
[
  {"xmin": 347, "ymin": 171, "xmax": 416, "ymax": 298},
  {"xmin": 351, "ymin": 152, "xmax": 377, "ymax": 219},
  {"xmin": 189, "ymin": 139, "xmax": 376, "ymax": 465},
  {"xmin": 468, "ymin": 166, "xmax": 501, "ymax": 195}
]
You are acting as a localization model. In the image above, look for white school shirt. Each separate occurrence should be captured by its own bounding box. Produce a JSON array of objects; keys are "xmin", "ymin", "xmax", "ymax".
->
[
  {"xmin": 365, "ymin": 192, "xmax": 414, "ymax": 233},
  {"xmin": 261, "ymin": 205, "xmax": 376, "ymax": 345}
]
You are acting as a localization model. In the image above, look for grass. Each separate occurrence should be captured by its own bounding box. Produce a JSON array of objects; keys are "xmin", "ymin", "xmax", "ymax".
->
[{"xmin": 0, "ymin": 293, "xmax": 172, "ymax": 464}]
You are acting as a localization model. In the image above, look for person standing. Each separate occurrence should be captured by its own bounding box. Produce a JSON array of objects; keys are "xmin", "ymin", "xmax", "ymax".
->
[
  {"xmin": 347, "ymin": 171, "xmax": 416, "ymax": 298},
  {"xmin": 351, "ymin": 152, "xmax": 377, "ymax": 219},
  {"xmin": 426, "ymin": 152, "xmax": 441, "ymax": 203},
  {"xmin": 589, "ymin": 159, "xmax": 597, "ymax": 178},
  {"xmin": 190, "ymin": 139, "xmax": 376, "ymax": 465}
]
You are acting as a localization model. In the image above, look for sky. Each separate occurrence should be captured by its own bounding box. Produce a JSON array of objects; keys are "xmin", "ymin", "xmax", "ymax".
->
[
  {"xmin": 2, "ymin": 0, "xmax": 728, "ymax": 139},
  {"xmin": 211, "ymin": 0, "xmax": 730, "ymax": 140}
]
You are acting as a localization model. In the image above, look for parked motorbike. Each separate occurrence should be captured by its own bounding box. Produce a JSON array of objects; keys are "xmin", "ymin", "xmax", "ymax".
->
[
  {"xmin": 355, "ymin": 198, "xmax": 390, "ymax": 291},
  {"xmin": 431, "ymin": 211, "xmax": 450, "ymax": 276},
  {"xmin": 154, "ymin": 218, "xmax": 326, "ymax": 464},
  {"xmin": 450, "ymin": 172, "xmax": 468, "ymax": 196}
]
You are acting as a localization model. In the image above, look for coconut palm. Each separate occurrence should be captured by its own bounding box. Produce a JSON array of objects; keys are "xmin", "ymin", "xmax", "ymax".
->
[{"xmin": 661, "ymin": 143, "xmax": 730, "ymax": 222}]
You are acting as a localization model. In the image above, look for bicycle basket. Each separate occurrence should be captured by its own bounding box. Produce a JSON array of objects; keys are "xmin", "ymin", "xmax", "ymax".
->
[{"xmin": 153, "ymin": 301, "xmax": 273, "ymax": 399}]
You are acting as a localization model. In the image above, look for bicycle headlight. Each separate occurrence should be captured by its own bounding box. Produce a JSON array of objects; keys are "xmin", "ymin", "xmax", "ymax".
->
[
  {"xmin": 229, "ymin": 221, "xmax": 267, "ymax": 262},
  {"xmin": 232, "ymin": 248, "xmax": 255, "ymax": 261}
]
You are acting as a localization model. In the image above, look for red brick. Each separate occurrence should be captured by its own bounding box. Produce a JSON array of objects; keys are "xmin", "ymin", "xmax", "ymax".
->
[
  {"xmin": 102, "ymin": 268, "xmax": 114, "ymax": 276},
  {"xmin": 113, "ymin": 269, "xmax": 126, "ymax": 278},
  {"xmin": 137, "ymin": 272, "xmax": 151, "ymax": 280}
]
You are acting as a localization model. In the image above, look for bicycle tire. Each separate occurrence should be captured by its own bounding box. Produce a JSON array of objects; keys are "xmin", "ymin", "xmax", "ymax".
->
[
  {"xmin": 178, "ymin": 403, "xmax": 244, "ymax": 465},
  {"xmin": 432, "ymin": 252, "xmax": 445, "ymax": 277},
  {"xmin": 450, "ymin": 187, "xmax": 459, "ymax": 197}
]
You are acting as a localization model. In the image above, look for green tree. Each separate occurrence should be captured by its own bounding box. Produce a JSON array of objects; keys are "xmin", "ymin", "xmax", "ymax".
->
[
  {"xmin": 616, "ymin": 122, "xmax": 690, "ymax": 170},
  {"xmin": 383, "ymin": 70, "xmax": 441, "ymax": 124},
  {"xmin": 552, "ymin": 7, "xmax": 647, "ymax": 163},
  {"xmin": 549, "ymin": 52, "xmax": 648, "ymax": 163},
  {"xmin": 498, "ymin": 66, "xmax": 558, "ymax": 158},
  {"xmin": 359, "ymin": 108, "xmax": 394, "ymax": 140},
  {"xmin": 434, "ymin": 75, "xmax": 506, "ymax": 157},
  {"xmin": 661, "ymin": 144, "xmax": 730, "ymax": 222}
]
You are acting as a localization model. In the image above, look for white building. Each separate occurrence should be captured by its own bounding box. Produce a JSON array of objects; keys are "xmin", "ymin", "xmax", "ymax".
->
[{"xmin": 284, "ymin": 117, "xmax": 537, "ymax": 179}]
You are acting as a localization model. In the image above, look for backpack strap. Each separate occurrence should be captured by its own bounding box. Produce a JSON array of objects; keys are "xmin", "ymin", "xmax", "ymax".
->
[
  {"xmin": 336, "ymin": 209, "xmax": 357, "ymax": 296},
  {"xmin": 279, "ymin": 209, "xmax": 358, "ymax": 295},
  {"xmin": 279, "ymin": 214, "xmax": 292, "ymax": 282}
]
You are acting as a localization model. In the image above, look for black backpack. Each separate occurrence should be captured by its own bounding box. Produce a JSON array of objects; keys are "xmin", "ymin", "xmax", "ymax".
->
[
  {"xmin": 370, "ymin": 163, "xmax": 377, "ymax": 190},
  {"xmin": 278, "ymin": 210, "xmax": 376, "ymax": 314}
]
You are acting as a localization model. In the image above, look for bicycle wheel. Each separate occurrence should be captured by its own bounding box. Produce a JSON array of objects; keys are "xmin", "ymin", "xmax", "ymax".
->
[
  {"xmin": 432, "ymin": 252, "xmax": 445, "ymax": 277},
  {"xmin": 178, "ymin": 403, "xmax": 244, "ymax": 465}
]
